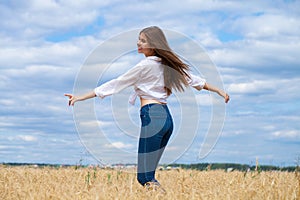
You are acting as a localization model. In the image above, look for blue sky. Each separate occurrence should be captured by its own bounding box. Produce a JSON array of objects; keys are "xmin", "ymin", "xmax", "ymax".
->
[{"xmin": 0, "ymin": 0, "xmax": 299, "ymax": 166}]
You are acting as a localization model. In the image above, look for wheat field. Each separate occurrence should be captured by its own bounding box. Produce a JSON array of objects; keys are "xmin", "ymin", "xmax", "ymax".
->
[{"xmin": 0, "ymin": 165, "xmax": 299, "ymax": 200}]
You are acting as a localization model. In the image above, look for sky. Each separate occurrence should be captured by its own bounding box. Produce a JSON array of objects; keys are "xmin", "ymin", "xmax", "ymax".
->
[{"xmin": 0, "ymin": 0, "xmax": 299, "ymax": 167}]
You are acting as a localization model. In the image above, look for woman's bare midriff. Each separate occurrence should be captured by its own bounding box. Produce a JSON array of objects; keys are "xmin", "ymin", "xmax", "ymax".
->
[{"xmin": 140, "ymin": 98, "xmax": 166, "ymax": 107}]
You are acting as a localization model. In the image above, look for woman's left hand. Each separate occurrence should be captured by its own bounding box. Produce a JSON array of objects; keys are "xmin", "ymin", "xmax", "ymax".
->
[{"xmin": 64, "ymin": 93, "xmax": 78, "ymax": 106}]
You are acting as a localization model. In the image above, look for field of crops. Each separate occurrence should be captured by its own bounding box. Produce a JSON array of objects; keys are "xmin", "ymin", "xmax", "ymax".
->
[{"xmin": 0, "ymin": 165, "xmax": 299, "ymax": 200}]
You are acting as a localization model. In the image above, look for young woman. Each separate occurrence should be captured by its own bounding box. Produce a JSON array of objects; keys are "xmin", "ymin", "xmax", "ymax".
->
[{"xmin": 65, "ymin": 26, "xmax": 229, "ymax": 190}]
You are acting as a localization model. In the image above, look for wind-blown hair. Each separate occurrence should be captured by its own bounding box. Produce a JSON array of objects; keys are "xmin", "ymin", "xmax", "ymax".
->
[{"xmin": 140, "ymin": 26, "xmax": 190, "ymax": 95}]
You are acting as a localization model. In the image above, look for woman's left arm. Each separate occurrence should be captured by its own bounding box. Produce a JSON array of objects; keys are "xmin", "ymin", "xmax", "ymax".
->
[{"xmin": 64, "ymin": 91, "xmax": 96, "ymax": 106}]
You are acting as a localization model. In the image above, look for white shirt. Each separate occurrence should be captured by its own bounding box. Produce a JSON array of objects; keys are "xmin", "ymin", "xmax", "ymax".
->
[{"xmin": 94, "ymin": 56, "xmax": 206, "ymax": 105}]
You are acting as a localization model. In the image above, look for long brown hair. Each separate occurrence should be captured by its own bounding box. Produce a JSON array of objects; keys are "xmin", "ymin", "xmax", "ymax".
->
[{"xmin": 140, "ymin": 26, "xmax": 190, "ymax": 95}]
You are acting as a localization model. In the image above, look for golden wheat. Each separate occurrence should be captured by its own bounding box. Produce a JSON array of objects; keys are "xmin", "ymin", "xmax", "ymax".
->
[{"xmin": 0, "ymin": 166, "xmax": 299, "ymax": 200}]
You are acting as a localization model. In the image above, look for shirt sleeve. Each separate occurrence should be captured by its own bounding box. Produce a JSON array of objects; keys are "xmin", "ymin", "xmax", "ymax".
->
[
  {"xmin": 94, "ymin": 64, "xmax": 144, "ymax": 98},
  {"xmin": 186, "ymin": 73, "xmax": 206, "ymax": 89}
]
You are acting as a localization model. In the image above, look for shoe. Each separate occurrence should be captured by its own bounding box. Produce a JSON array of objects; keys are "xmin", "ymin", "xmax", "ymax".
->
[{"xmin": 144, "ymin": 181, "xmax": 166, "ymax": 194}]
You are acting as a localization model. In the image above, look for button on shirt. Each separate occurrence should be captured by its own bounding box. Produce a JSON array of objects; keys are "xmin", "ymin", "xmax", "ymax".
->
[{"xmin": 94, "ymin": 56, "xmax": 206, "ymax": 105}]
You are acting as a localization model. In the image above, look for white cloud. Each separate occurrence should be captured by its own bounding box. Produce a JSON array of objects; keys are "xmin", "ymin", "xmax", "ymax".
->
[
  {"xmin": 78, "ymin": 120, "xmax": 113, "ymax": 129},
  {"xmin": 232, "ymin": 14, "xmax": 300, "ymax": 39},
  {"xmin": 0, "ymin": 0, "xmax": 112, "ymax": 39},
  {"xmin": 228, "ymin": 80, "xmax": 275, "ymax": 94},
  {"xmin": 0, "ymin": 37, "xmax": 99, "ymax": 68},
  {"xmin": 209, "ymin": 38, "xmax": 300, "ymax": 72},
  {"xmin": 227, "ymin": 78, "xmax": 300, "ymax": 99},
  {"xmin": 104, "ymin": 142, "xmax": 133, "ymax": 149},
  {"xmin": 17, "ymin": 135, "xmax": 38, "ymax": 142},
  {"xmin": 272, "ymin": 130, "xmax": 300, "ymax": 139}
]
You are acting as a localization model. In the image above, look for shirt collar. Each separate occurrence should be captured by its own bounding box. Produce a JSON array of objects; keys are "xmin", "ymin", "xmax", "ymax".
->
[{"xmin": 147, "ymin": 56, "xmax": 161, "ymax": 62}]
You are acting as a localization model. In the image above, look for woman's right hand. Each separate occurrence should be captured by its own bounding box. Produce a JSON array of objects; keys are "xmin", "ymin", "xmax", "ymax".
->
[
  {"xmin": 224, "ymin": 93, "xmax": 230, "ymax": 103},
  {"xmin": 203, "ymin": 83, "xmax": 230, "ymax": 104}
]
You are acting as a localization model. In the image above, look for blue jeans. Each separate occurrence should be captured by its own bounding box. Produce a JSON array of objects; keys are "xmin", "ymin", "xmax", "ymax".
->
[{"xmin": 137, "ymin": 103, "xmax": 173, "ymax": 186}]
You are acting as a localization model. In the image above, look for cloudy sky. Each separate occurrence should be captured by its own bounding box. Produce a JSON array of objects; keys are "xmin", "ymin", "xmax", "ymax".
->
[{"xmin": 0, "ymin": 0, "xmax": 299, "ymax": 167}]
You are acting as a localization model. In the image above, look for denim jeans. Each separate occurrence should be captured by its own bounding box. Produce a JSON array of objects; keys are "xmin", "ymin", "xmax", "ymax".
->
[{"xmin": 137, "ymin": 103, "xmax": 173, "ymax": 186}]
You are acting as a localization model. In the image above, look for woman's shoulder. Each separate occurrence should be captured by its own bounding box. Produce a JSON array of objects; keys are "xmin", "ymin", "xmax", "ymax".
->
[
  {"xmin": 132, "ymin": 56, "xmax": 162, "ymax": 76},
  {"xmin": 138, "ymin": 56, "xmax": 161, "ymax": 66}
]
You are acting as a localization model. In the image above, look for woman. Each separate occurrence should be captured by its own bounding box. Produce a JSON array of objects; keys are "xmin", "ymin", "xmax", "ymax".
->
[{"xmin": 65, "ymin": 26, "xmax": 229, "ymax": 190}]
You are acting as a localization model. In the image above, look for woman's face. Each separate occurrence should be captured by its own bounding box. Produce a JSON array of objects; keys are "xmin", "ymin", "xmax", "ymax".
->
[{"xmin": 137, "ymin": 32, "xmax": 154, "ymax": 57}]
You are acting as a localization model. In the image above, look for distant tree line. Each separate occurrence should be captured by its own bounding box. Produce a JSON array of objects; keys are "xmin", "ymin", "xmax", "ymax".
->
[
  {"xmin": 0, "ymin": 162, "xmax": 70, "ymax": 168},
  {"xmin": 166, "ymin": 163, "xmax": 297, "ymax": 172},
  {"xmin": 1, "ymin": 162, "xmax": 297, "ymax": 172}
]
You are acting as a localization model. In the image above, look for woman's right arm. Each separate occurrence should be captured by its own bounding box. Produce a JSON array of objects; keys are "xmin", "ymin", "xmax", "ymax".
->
[
  {"xmin": 203, "ymin": 83, "xmax": 230, "ymax": 103},
  {"xmin": 187, "ymin": 73, "xmax": 230, "ymax": 103}
]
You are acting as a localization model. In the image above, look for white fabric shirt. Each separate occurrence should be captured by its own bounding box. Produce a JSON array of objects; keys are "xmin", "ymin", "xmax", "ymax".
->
[{"xmin": 94, "ymin": 56, "xmax": 206, "ymax": 105}]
